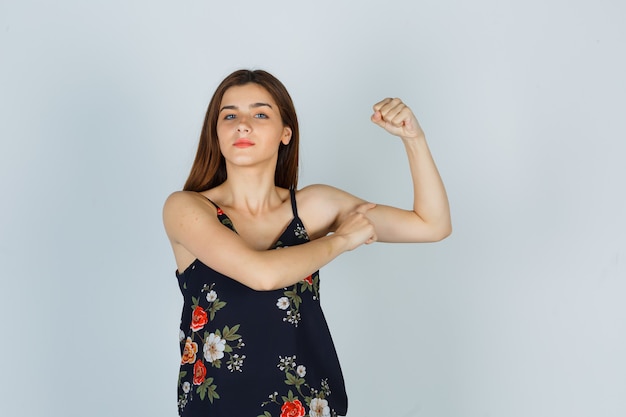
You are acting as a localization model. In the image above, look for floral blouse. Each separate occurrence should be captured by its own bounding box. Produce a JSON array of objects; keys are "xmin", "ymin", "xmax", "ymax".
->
[{"xmin": 175, "ymin": 189, "xmax": 348, "ymax": 417}]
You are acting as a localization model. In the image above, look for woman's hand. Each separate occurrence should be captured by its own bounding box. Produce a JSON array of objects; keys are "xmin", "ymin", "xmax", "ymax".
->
[
  {"xmin": 371, "ymin": 98, "xmax": 424, "ymax": 140},
  {"xmin": 333, "ymin": 202, "xmax": 378, "ymax": 250}
]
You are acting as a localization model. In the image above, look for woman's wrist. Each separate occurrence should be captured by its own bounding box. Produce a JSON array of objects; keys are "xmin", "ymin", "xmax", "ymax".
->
[{"xmin": 401, "ymin": 133, "xmax": 428, "ymax": 151}]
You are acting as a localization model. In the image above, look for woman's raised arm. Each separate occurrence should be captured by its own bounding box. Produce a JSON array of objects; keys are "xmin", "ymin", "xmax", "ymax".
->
[{"xmin": 302, "ymin": 98, "xmax": 451, "ymax": 243}]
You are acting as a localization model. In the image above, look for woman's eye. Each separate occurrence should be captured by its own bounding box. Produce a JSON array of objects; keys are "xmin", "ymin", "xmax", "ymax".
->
[
  {"xmin": 255, "ymin": 113, "xmax": 268, "ymax": 119},
  {"xmin": 223, "ymin": 114, "xmax": 236, "ymax": 120}
]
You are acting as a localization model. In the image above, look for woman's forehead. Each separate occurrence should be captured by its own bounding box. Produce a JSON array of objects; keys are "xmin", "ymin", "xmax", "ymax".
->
[{"xmin": 221, "ymin": 83, "xmax": 275, "ymax": 106}]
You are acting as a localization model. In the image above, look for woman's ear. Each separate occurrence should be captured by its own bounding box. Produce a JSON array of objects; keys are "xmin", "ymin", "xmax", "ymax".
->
[{"xmin": 281, "ymin": 127, "xmax": 292, "ymax": 145}]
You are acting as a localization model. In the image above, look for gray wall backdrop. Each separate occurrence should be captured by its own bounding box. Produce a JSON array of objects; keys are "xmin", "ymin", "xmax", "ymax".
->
[{"xmin": 1, "ymin": 1, "xmax": 625, "ymax": 416}]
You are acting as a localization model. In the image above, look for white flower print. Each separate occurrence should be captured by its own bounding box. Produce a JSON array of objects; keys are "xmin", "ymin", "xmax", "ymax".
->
[
  {"xmin": 309, "ymin": 398, "xmax": 331, "ymax": 417},
  {"xmin": 179, "ymin": 329, "xmax": 185, "ymax": 342},
  {"xmin": 276, "ymin": 297, "xmax": 290, "ymax": 310},
  {"xmin": 321, "ymin": 378, "xmax": 331, "ymax": 395},
  {"xmin": 227, "ymin": 353, "xmax": 246, "ymax": 372},
  {"xmin": 294, "ymin": 224, "xmax": 309, "ymax": 240},
  {"xmin": 206, "ymin": 290, "xmax": 217, "ymax": 302},
  {"xmin": 182, "ymin": 381, "xmax": 191, "ymax": 394},
  {"xmin": 284, "ymin": 309, "xmax": 301, "ymax": 326},
  {"xmin": 203, "ymin": 333, "xmax": 226, "ymax": 362},
  {"xmin": 296, "ymin": 364, "xmax": 306, "ymax": 377},
  {"xmin": 277, "ymin": 355, "xmax": 297, "ymax": 371}
]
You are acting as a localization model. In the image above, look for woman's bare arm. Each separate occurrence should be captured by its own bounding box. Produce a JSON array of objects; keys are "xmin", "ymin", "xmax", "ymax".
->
[
  {"xmin": 299, "ymin": 98, "xmax": 451, "ymax": 243},
  {"xmin": 163, "ymin": 191, "xmax": 376, "ymax": 291}
]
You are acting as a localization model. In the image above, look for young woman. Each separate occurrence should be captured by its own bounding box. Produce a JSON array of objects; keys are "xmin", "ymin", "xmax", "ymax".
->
[{"xmin": 163, "ymin": 69, "xmax": 451, "ymax": 417}]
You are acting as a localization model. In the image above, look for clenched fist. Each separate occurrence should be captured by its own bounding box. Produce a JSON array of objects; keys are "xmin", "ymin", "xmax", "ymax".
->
[{"xmin": 371, "ymin": 98, "xmax": 425, "ymax": 141}]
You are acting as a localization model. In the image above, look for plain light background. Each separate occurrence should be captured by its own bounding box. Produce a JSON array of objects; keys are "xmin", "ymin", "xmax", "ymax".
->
[{"xmin": 1, "ymin": 1, "xmax": 625, "ymax": 416}]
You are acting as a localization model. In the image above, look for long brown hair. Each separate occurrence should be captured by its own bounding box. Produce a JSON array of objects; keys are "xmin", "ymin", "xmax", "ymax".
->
[{"xmin": 183, "ymin": 69, "xmax": 300, "ymax": 192}]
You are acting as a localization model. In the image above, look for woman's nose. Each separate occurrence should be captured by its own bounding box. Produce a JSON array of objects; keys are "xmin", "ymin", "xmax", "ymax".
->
[{"xmin": 237, "ymin": 117, "xmax": 251, "ymax": 133}]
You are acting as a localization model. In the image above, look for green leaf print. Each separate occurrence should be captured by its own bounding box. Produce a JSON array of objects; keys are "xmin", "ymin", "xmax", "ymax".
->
[
  {"xmin": 285, "ymin": 372, "xmax": 305, "ymax": 388},
  {"xmin": 281, "ymin": 390, "xmax": 297, "ymax": 403},
  {"xmin": 222, "ymin": 324, "xmax": 242, "ymax": 341},
  {"xmin": 178, "ymin": 370, "xmax": 187, "ymax": 386},
  {"xmin": 197, "ymin": 377, "xmax": 219, "ymax": 403},
  {"xmin": 208, "ymin": 299, "xmax": 226, "ymax": 321}
]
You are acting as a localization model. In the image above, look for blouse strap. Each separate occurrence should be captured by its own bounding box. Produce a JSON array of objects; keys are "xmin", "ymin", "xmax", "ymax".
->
[
  {"xmin": 206, "ymin": 198, "xmax": 220, "ymax": 209},
  {"xmin": 289, "ymin": 187, "xmax": 299, "ymax": 218},
  {"xmin": 198, "ymin": 192, "xmax": 220, "ymax": 209}
]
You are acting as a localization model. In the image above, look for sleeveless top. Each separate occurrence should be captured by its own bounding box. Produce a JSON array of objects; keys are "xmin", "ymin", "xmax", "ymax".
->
[{"xmin": 175, "ymin": 189, "xmax": 348, "ymax": 417}]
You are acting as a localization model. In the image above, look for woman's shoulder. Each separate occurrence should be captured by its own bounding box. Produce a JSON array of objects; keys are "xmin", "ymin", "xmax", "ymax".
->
[
  {"xmin": 164, "ymin": 190, "xmax": 207, "ymax": 209},
  {"xmin": 296, "ymin": 183, "xmax": 343, "ymax": 199},
  {"xmin": 163, "ymin": 190, "xmax": 218, "ymax": 227},
  {"xmin": 165, "ymin": 185, "xmax": 229, "ymax": 206},
  {"xmin": 296, "ymin": 184, "xmax": 363, "ymax": 207}
]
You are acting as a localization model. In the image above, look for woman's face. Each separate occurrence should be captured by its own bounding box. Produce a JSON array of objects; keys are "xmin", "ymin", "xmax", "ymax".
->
[{"xmin": 216, "ymin": 83, "xmax": 292, "ymax": 170}]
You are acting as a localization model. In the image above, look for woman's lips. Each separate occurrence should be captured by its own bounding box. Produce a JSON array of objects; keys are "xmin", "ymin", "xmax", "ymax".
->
[{"xmin": 233, "ymin": 138, "xmax": 254, "ymax": 148}]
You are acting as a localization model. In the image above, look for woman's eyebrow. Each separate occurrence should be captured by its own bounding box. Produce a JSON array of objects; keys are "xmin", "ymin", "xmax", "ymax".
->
[
  {"xmin": 219, "ymin": 102, "xmax": 273, "ymax": 112},
  {"xmin": 250, "ymin": 102, "xmax": 273, "ymax": 109}
]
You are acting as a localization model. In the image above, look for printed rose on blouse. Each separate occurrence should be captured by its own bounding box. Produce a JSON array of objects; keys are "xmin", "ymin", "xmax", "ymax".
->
[
  {"xmin": 190, "ymin": 306, "xmax": 209, "ymax": 332},
  {"xmin": 181, "ymin": 337, "xmax": 198, "ymax": 364},
  {"xmin": 193, "ymin": 360, "xmax": 207, "ymax": 385},
  {"xmin": 280, "ymin": 399, "xmax": 305, "ymax": 417}
]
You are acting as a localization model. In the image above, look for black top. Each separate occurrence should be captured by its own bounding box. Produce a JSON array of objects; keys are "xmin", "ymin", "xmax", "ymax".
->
[{"xmin": 176, "ymin": 189, "xmax": 347, "ymax": 417}]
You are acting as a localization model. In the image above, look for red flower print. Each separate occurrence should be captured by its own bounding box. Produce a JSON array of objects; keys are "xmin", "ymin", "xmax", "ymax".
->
[
  {"xmin": 193, "ymin": 360, "xmax": 207, "ymax": 385},
  {"xmin": 216, "ymin": 208, "xmax": 224, "ymax": 215},
  {"xmin": 303, "ymin": 275, "xmax": 313, "ymax": 285},
  {"xmin": 190, "ymin": 306, "xmax": 208, "ymax": 332},
  {"xmin": 181, "ymin": 337, "xmax": 198, "ymax": 364},
  {"xmin": 280, "ymin": 399, "xmax": 305, "ymax": 417}
]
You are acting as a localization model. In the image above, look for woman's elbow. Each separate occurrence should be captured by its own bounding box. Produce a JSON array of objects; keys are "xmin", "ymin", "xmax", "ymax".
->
[
  {"xmin": 243, "ymin": 271, "xmax": 287, "ymax": 292},
  {"xmin": 427, "ymin": 222, "xmax": 452, "ymax": 242}
]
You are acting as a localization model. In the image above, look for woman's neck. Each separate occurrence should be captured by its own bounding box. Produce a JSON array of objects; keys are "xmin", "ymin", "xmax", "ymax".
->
[{"xmin": 216, "ymin": 170, "xmax": 285, "ymax": 215}]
